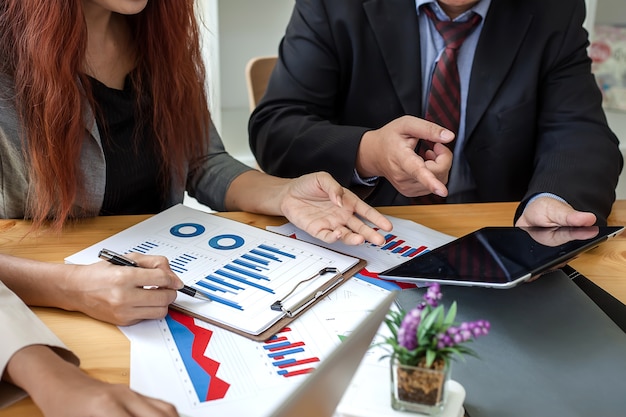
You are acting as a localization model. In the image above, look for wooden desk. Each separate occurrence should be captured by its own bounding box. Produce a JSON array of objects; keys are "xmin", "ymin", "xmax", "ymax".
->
[{"xmin": 2, "ymin": 201, "xmax": 625, "ymax": 416}]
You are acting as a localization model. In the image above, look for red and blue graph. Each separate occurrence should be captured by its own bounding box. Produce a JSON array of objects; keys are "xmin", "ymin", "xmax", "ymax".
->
[
  {"xmin": 264, "ymin": 327, "xmax": 320, "ymax": 377},
  {"xmin": 165, "ymin": 310, "xmax": 231, "ymax": 402},
  {"xmin": 376, "ymin": 232, "xmax": 428, "ymax": 257}
]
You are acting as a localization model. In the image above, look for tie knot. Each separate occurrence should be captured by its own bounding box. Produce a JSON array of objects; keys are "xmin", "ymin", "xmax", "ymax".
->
[{"xmin": 423, "ymin": 6, "xmax": 482, "ymax": 49}]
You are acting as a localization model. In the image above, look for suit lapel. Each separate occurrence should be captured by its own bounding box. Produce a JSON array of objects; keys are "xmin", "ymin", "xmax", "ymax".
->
[
  {"xmin": 465, "ymin": 1, "xmax": 532, "ymax": 142},
  {"xmin": 364, "ymin": 0, "xmax": 422, "ymax": 116}
]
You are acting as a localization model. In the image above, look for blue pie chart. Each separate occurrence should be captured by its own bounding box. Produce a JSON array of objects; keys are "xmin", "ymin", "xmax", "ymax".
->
[
  {"xmin": 170, "ymin": 223, "xmax": 206, "ymax": 237},
  {"xmin": 208, "ymin": 234, "xmax": 245, "ymax": 250}
]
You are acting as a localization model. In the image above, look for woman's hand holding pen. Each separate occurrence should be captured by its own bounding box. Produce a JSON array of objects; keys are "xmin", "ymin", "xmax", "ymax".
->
[{"xmin": 63, "ymin": 253, "xmax": 184, "ymax": 326}]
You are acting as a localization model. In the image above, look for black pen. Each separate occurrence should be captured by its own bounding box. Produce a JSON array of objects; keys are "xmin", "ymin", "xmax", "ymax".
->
[{"xmin": 98, "ymin": 248, "xmax": 211, "ymax": 302}]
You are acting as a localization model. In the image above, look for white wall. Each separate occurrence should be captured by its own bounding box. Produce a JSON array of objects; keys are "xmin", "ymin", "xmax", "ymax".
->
[
  {"xmin": 217, "ymin": 0, "xmax": 294, "ymax": 167},
  {"xmin": 196, "ymin": 0, "xmax": 294, "ymax": 168},
  {"xmin": 196, "ymin": 0, "xmax": 221, "ymax": 132},
  {"xmin": 188, "ymin": 0, "xmax": 293, "ymax": 211},
  {"xmin": 585, "ymin": 0, "xmax": 597, "ymax": 38}
]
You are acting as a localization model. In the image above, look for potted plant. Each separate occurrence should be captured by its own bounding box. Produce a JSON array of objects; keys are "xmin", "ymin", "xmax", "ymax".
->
[{"xmin": 381, "ymin": 283, "xmax": 490, "ymax": 415}]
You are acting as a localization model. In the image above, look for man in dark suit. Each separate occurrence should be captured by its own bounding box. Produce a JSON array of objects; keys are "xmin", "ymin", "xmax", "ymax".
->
[{"xmin": 249, "ymin": 0, "xmax": 623, "ymax": 226}]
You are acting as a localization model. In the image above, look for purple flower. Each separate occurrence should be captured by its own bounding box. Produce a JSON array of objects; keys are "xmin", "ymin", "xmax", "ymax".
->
[
  {"xmin": 460, "ymin": 329, "xmax": 472, "ymax": 341},
  {"xmin": 424, "ymin": 282, "xmax": 442, "ymax": 307},
  {"xmin": 438, "ymin": 320, "xmax": 490, "ymax": 348},
  {"xmin": 397, "ymin": 307, "xmax": 422, "ymax": 350},
  {"xmin": 384, "ymin": 284, "xmax": 491, "ymax": 368}
]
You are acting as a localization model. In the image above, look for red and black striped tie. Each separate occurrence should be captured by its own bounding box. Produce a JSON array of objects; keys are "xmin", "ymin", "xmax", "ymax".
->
[
  {"xmin": 423, "ymin": 6, "xmax": 481, "ymax": 141},
  {"xmin": 411, "ymin": 7, "xmax": 481, "ymax": 205}
]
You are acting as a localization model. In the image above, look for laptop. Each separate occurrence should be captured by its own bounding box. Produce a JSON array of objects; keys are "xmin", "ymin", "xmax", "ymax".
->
[
  {"xmin": 396, "ymin": 268, "xmax": 626, "ymax": 417},
  {"xmin": 268, "ymin": 290, "xmax": 397, "ymax": 417}
]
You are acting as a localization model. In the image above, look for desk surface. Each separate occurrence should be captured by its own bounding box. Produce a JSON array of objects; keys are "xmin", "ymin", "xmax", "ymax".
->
[{"xmin": 1, "ymin": 201, "xmax": 626, "ymax": 416}]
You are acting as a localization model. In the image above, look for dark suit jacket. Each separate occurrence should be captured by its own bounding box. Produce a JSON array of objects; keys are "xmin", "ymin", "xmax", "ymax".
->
[{"xmin": 249, "ymin": 0, "xmax": 622, "ymax": 224}]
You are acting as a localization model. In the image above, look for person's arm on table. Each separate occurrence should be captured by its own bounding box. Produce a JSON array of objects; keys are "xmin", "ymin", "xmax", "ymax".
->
[
  {"xmin": 0, "ymin": 282, "xmax": 179, "ymax": 417},
  {"xmin": 189, "ymin": 115, "xmax": 393, "ymax": 245},
  {"xmin": 511, "ymin": 0, "xmax": 622, "ymax": 225},
  {"xmin": 0, "ymin": 253, "xmax": 184, "ymax": 326},
  {"xmin": 4, "ymin": 345, "xmax": 179, "ymax": 417}
]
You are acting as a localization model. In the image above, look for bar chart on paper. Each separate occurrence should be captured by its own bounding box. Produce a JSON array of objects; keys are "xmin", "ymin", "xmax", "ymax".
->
[
  {"xmin": 264, "ymin": 327, "xmax": 321, "ymax": 377},
  {"xmin": 268, "ymin": 216, "xmax": 454, "ymax": 273},
  {"xmin": 130, "ymin": 238, "xmax": 303, "ymax": 312},
  {"xmin": 65, "ymin": 204, "xmax": 361, "ymax": 336},
  {"xmin": 378, "ymin": 231, "xmax": 428, "ymax": 257}
]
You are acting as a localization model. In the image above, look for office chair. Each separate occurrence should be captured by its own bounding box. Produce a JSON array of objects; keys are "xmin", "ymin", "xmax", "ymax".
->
[{"xmin": 245, "ymin": 56, "xmax": 277, "ymax": 112}]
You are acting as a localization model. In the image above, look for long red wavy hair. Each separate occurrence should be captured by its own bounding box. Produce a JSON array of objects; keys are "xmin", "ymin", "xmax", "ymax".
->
[{"xmin": 0, "ymin": 0, "xmax": 209, "ymax": 229}]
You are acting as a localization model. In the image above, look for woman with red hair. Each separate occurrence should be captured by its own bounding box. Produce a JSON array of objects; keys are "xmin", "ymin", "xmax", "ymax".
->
[
  {"xmin": 0, "ymin": 0, "xmax": 391, "ymax": 323},
  {"xmin": 0, "ymin": 0, "xmax": 391, "ymax": 415}
]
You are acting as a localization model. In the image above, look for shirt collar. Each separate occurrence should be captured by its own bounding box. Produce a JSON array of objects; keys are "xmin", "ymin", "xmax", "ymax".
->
[{"xmin": 415, "ymin": 0, "xmax": 491, "ymax": 22}]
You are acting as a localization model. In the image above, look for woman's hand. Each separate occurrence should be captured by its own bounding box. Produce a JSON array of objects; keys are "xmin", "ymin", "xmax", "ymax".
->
[
  {"xmin": 62, "ymin": 253, "xmax": 184, "ymax": 326},
  {"xmin": 278, "ymin": 172, "xmax": 393, "ymax": 245}
]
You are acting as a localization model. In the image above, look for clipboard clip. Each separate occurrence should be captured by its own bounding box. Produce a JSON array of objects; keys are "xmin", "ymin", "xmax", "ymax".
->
[{"xmin": 271, "ymin": 267, "xmax": 341, "ymax": 317}]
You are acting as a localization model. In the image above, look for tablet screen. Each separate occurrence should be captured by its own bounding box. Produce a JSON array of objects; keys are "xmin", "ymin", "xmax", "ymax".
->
[{"xmin": 379, "ymin": 226, "xmax": 624, "ymax": 288}]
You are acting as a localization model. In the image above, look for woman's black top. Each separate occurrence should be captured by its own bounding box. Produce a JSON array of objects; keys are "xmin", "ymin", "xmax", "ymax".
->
[{"xmin": 88, "ymin": 75, "xmax": 164, "ymax": 215}]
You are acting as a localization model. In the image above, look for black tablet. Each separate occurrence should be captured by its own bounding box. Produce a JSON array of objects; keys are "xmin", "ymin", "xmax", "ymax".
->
[{"xmin": 379, "ymin": 226, "xmax": 624, "ymax": 289}]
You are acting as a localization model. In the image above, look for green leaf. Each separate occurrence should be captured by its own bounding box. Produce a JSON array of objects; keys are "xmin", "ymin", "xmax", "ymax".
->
[
  {"xmin": 421, "ymin": 305, "xmax": 442, "ymax": 330},
  {"xmin": 425, "ymin": 349, "xmax": 436, "ymax": 368},
  {"xmin": 443, "ymin": 301, "xmax": 457, "ymax": 326},
  {"xmin": 434, "ymin": 307, "xmax": 445, "ymax": 329}
]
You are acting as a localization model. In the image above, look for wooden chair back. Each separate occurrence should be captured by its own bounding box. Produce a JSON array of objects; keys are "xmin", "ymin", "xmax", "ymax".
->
[{"xmin": 245, "ymin": 56, "xmax": 278, "ymax": 111}]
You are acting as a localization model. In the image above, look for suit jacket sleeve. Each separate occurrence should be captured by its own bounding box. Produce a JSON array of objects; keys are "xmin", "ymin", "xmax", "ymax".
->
[
  {"xmin": 525, "ymin": 1, "xmax": 622, "ymax": 224},
  {"xmin": 248, "ymin": 0, "xmax": 371, "ymax": 187},
  {"xmin": 0, "ymin": 282, "xmax": 79, "ymax": 408},
  {"xmin": 465, "ymin": 0, "xmax": 622, "ymax": 224}
]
